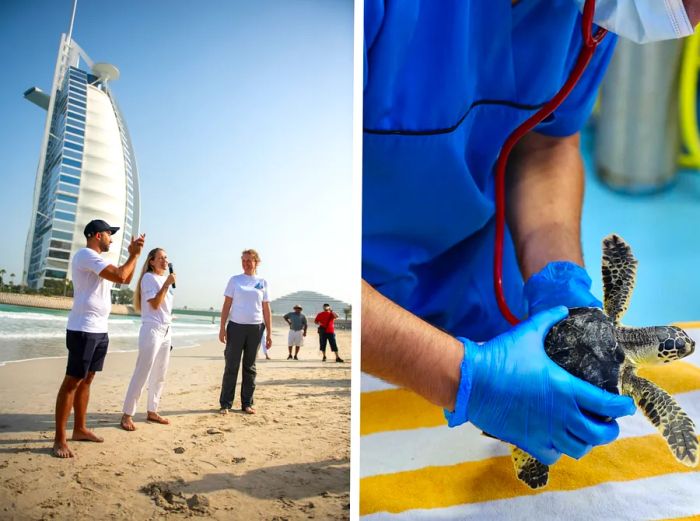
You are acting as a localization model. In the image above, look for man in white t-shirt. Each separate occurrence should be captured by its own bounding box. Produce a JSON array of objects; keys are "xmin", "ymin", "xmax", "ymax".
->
[{"xmin": 52, "ymin": 219, "xmax": 145, "ymax": 458}]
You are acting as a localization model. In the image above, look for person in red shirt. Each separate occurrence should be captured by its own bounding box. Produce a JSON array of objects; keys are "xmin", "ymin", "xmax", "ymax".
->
[{"xmin": 314, "ymin": 303, "xmax": 344, "ymax": 363}]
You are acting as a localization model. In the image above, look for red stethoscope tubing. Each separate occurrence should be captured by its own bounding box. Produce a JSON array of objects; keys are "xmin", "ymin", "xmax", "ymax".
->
[{"xmin": 493, "ymin": 0, "xmax": 608, "ymax": 325}]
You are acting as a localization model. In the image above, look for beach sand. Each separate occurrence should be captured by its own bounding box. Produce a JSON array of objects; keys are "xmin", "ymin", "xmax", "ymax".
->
[{"xmin": 0, "ymin": 328, "xmax": 351, "ymax": 520}]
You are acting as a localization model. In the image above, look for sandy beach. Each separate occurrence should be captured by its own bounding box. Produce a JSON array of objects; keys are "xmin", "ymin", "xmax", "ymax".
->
[{"xmin": 0, "ymin": 328, "xmax": 351, "ymax": 520}]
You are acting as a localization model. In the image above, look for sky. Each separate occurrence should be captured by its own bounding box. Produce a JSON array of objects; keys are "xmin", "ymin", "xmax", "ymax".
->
[{"xmin": 0, "ymin": 0, "xmax": 355, "ymax": 310}]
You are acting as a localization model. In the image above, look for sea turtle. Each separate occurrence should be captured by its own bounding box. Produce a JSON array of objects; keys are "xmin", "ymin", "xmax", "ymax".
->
[{"xmin": 512, "ymin": 234, "xmax": 698, "ymax": 489}]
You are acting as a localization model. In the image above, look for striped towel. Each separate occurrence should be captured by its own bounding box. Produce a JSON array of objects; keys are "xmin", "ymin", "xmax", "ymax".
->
[{"xmin": 360, "ymin": 327, "xmax": 700, "ymax": 521}]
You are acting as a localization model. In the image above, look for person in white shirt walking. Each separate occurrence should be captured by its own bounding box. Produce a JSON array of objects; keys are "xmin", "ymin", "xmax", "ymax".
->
[
  {"xmin": 120, "ymin": 248, "xmax": 176, "ymax": 431},
  {"xmin": 52, "ymin": 219, "xmax": 145, "ymax": 458},
  {"xmin": 218, "ymin": 249, "xmax": 272, "ymax": 415}
]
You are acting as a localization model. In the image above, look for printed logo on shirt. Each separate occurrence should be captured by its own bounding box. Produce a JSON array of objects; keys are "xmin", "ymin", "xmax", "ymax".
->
[{"xmin": 254, "ymin": 282, "xmax": 264, "ymax": 290}]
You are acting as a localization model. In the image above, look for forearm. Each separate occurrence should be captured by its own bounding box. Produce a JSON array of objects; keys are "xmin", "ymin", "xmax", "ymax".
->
[
  {"xmin": 263, "ymin": 305, "xmax": 272, "ymax": 334},
  {"xmin": 506, "ymin": 131, "xmax": 585, "ymax": 280},
  {"xmin": 149, "ymin": 284, "xmax": 170, "ymax": 310},
  {"xmin": 117, "ymin": 254, "xmax": 140, "ymax": 284},
  {"xmin": 361, "ymin": 280, "xmax": 464, "ymax": 410},
  {"xmin": 220, "ymin": 301, "xmax": 231, "ymax": 331}
]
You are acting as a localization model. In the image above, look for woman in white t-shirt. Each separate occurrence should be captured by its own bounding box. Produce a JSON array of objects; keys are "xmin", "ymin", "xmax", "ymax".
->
[
  {"xmin": 120, "ymin": 248, "xmax": 176, "ymax": 431},
  {"xmin": 218, "ymin": 248, "xmax": 272, "ymax": 415}
]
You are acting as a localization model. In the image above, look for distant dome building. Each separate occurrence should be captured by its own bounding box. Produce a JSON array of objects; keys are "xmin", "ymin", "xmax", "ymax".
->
[{"xmin": 270, "ymin": 291, "xmax": 350, "ymax": 317}]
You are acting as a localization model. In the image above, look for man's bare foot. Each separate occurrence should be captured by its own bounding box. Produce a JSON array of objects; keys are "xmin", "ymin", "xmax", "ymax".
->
[
  {"xmin": 243, "ymin": 406, "xmax": 256, "ymax": 415},
  {"xmin": 52, "ymin": 440, "xmax": 74, "ymax": 458},
  {"xmin": 120, "ymin": 414, "xmax": 136, "ymax": 431},
  {"xmin": 71, "ymin": 428, "xmax": 104, "ymax": 443},
  {"xmin": 146, "ymin": 412, "xmax": 170, "ymax": 425}
]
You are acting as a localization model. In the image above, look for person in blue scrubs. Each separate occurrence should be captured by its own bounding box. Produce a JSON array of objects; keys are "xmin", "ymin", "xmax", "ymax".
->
[{"xmin": 361, "ymin": 0, "xmax": 698, "ymax": 465}]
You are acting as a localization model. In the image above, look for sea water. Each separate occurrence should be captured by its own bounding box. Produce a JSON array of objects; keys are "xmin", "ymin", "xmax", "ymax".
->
[{"xmin": 0, "ymin": 303, "xmax": 217, "ymax": 365}]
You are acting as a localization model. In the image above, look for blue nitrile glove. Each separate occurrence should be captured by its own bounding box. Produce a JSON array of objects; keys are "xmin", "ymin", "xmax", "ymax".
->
[
  {"xmin": 444, "ymin": 306, "xmax": 636, "ymax": 464},
  {"xmin": 524, "ymin": 261, "xmax": 602, "ymax": 317}
]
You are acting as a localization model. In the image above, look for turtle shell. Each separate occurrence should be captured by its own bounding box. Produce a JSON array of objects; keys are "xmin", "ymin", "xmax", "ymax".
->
[{"xmin": 544, "ymin": 307, "xmax": 626, "ymax": 395}]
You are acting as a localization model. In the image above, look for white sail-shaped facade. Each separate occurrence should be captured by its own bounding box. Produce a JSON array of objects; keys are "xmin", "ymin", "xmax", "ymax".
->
[{"xmin": 24, "ymin": 34, "xmax": 139, "ymax": 289}]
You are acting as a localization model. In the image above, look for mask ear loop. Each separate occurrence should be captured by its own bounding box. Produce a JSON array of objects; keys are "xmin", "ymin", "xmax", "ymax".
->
[{"xmin": 493, "ymin": 0, "xmax": 607, "ymax": 325}]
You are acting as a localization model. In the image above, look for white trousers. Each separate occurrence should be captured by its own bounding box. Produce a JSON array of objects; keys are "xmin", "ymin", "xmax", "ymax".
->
[{"xmin": 122, "ymin": 322, "xmax": 172, "ymax": 416}]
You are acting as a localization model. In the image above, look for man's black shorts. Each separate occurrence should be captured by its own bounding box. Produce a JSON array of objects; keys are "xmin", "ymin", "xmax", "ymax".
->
[{"xmin": 66, "ymin": 330, "xmax": 109, "ymax": 379}]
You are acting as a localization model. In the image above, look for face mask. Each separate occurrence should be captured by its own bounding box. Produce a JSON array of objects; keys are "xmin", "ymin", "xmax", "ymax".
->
[{"xmin": 573, "ymin": 0, "xmax": 694, "ymax": 44}]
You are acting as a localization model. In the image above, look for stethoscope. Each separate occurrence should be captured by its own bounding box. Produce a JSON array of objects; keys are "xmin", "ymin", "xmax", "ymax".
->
[{"xmin": 494, "ymin": 0, "xmax": 607, "ymax": 325}]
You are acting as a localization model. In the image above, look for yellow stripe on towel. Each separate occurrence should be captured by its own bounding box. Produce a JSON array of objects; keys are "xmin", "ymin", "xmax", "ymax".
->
[
  {"xmin": 638, "ymin": 361, "xmax": 700, "ymax": 394},
  {"xmin": 361, "ymin": 362, "xmax": 700, "ymax": 436},
  {"xmin": 360, "ymin": 433, "xmax": 700, "ymax": 515},
  {"xmin": 361, "ymin": 388, "xmax": 444, "ymax": 435},
  {"xmin": 672, "ymin": 322, "xmax": 700, "ymax": 329}
]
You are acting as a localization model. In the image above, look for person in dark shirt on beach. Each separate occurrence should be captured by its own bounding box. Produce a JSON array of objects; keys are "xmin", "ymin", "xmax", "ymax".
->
[
  {"xmin": 52, "ymin": 220, "xmax": 144, "ymax": 458},
  {"xmin": 314, "ymin": 303, "xmax": 344, "ymax": 363},
  {"xmin": 283, "ymin": 305, "xmax": 307, "ymax": 360}
]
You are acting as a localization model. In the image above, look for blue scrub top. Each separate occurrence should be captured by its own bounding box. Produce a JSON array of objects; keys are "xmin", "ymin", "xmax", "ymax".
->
[{"xmin": 363, "ymin": 0, "xmax": 617, "ymax": 341}]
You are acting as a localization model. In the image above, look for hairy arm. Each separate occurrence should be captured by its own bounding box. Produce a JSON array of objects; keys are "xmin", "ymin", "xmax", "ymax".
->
[
  {"xmin": 361, "ymin": 280, "xmax": 464, "ymax": 410},
  {"xmin": 97, "ymin": 234, "xmax": 145, "ymax": 284},
  {"xmin": 506, "ymin": 131, "xmax": 585, "ymax": 280},
  {"xmin": 99, "ymin": 254, "xmax": 140, "ymax": 284}
]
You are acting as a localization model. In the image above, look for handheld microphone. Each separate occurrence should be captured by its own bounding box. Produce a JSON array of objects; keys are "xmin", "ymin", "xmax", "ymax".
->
[{"xmin": 168, "ymin": 262, "xmax": 176, "ymax": 289}]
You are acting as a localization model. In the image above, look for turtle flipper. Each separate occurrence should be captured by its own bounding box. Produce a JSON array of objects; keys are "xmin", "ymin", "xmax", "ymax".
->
[
  {"xmin": 622, "ymin": 367, "xmax": 698, "ymax": 466},
  {"xmin": 601, "ymin": 234, "xmax": 638, "ymax": 324},
  {"xmin": 511, "ymin": 446, "xmax": 549, "ymax": 488}
]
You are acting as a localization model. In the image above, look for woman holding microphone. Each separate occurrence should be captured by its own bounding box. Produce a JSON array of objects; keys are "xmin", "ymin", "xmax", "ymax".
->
[
  {"xmin": 120, "ymin": 248, "xmax": 176, "ymax": 431},
  {"xmin": 219, "ymin": 249, "xmax": 272, "ymax": 415}
]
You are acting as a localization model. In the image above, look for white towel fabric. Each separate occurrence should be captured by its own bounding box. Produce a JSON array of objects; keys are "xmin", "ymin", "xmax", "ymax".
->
[{"xmin": 360, "ymin": 328, "xmax": 700, "ymax": 520}]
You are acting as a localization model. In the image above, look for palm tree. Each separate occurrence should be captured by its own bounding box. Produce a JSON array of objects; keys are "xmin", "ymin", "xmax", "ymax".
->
[
  {"xmin": 343, "ymin": 305, "xmax": 352, "ymax": 321},
  {"xmin": 0, "ymin": 268, "xmax": 5, "ymax": 290},
  {"xmin": 9, "ymin": 273, "xmax": 15, "ymax": 290}
]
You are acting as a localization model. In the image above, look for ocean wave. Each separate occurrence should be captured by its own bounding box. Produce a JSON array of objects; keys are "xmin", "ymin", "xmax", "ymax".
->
[
  {"xmin": 0, "ymin": 341, "xmax": 202, "ymax": 366},
  {"xmin": 0, "ymin": 311, "xmax": 142, "ymax": 326},
  {"xmin": 0, "ymin": 311, "xmax": 68, "ymax": 322},
  {"xmin": 0, "ymin": 329, "xmax": 216, "ymax": 340}
]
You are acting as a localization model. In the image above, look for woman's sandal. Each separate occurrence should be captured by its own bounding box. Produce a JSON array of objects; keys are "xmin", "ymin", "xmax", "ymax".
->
[
  {"xmin": 146, "ymin": 412, "xmax": 170, "ymax": 425},
  {"xmin": 120, "ymin": 414, "xmax": 136, "ymax": 431}
]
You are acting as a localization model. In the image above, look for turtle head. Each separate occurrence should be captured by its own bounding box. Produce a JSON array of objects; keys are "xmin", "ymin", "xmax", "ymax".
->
[{"xmin": 656, "ymin": 327, "xmax": 695, "ymax": 363}]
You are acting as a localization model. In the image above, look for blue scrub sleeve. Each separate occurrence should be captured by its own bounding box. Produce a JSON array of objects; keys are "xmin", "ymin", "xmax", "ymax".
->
[
  {"xmin": 536, "ymin": 33, "xmax": 618, "ymax": 137},
  {"xmin": 364, "ymin": 0, "xmax": 385, "ymax": 53}
]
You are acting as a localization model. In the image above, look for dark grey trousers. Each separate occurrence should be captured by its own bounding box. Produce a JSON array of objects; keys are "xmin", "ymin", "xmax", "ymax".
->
[{"xmin": 219, "ymin": 321, "xmax": 263, "ymax": 410}]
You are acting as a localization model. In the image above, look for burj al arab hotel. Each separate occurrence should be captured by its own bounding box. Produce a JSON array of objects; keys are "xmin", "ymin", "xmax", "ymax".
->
[{"xmin": 23, "ymin": 1, "xmax": 140, "ymax": 289}]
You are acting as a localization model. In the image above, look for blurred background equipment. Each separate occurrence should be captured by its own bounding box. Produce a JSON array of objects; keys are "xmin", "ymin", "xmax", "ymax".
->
[{"xmin": 596, "ymin": 38, "xmax": 684, "ymax": 192}]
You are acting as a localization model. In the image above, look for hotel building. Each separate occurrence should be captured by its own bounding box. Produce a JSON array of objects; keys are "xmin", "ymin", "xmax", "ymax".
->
[{"xmin": 23, "ymin": 25, "xmax": 139, "ymax": 289}]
